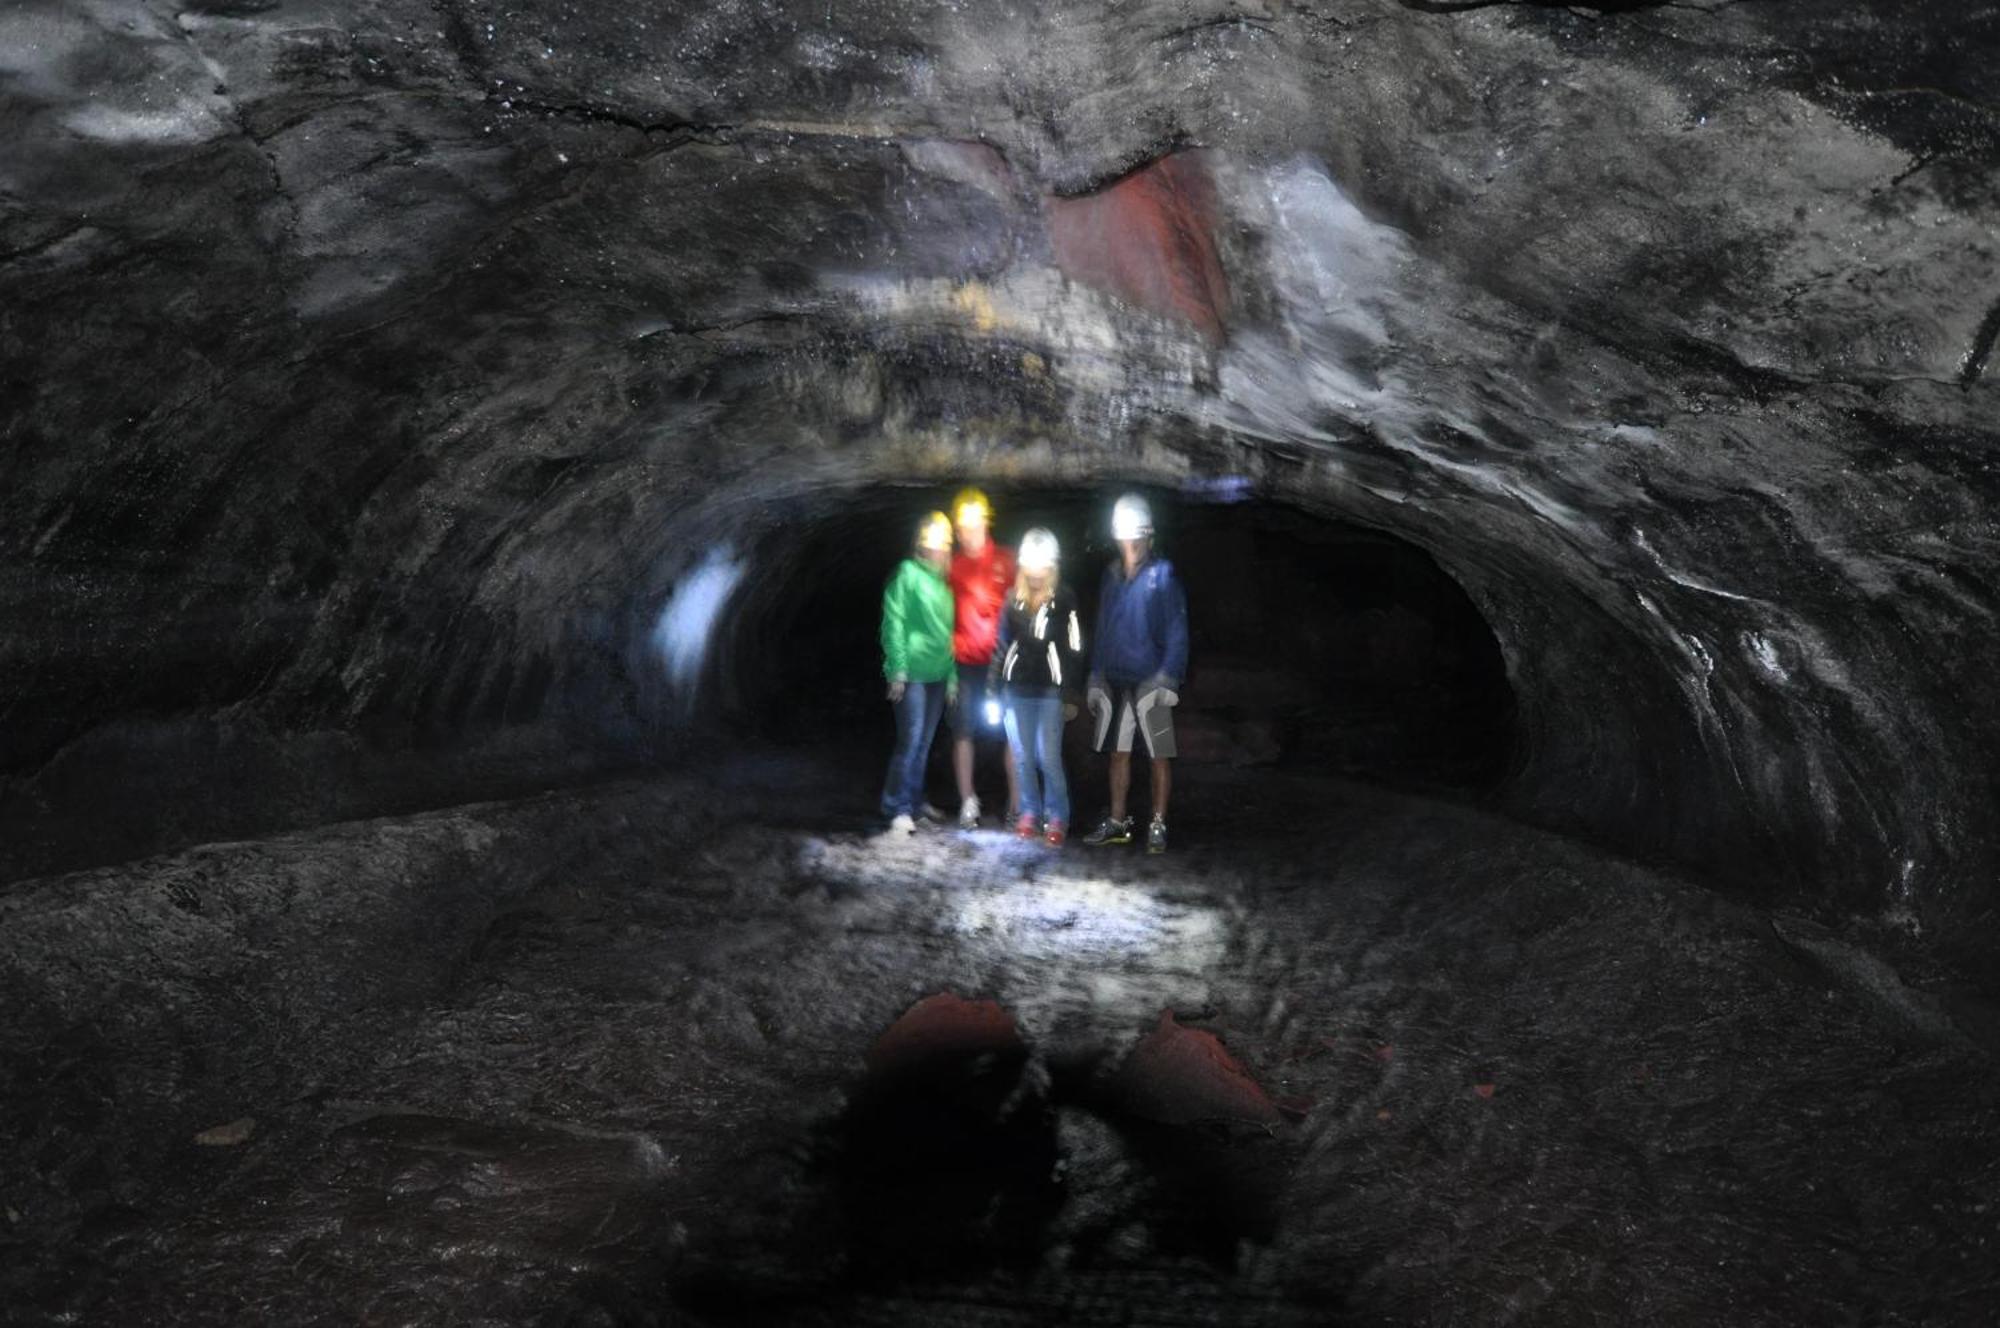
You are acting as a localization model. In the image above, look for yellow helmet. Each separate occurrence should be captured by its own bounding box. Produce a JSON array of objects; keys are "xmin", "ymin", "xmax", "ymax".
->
[
  {"xmin": 918, "ymin": 511, "xmax": 953, "ymax": 552},
  {"xmin": 951, "ymin": 486, "xmax": 992, "ymax": 527}
]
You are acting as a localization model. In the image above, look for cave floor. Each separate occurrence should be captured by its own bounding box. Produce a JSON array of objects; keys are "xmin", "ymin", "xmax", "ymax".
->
[{"xmin": 4, "ymin": 757, "xmax": 1997, "ymax": 1326}]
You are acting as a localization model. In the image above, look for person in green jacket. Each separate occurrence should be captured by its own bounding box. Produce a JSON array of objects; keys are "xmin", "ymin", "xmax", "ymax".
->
[{"xmin": 880, "ymin": 511, "xmax": 958, "ymax": 834}]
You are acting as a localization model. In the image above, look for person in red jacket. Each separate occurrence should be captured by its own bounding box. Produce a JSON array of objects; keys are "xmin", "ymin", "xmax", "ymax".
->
[{"xmin": 947, "ymin": 487, "xmax": 1019, "ymax": 829}]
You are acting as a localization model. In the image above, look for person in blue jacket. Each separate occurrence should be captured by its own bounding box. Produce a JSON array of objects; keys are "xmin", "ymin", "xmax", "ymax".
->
[{"xmin": 1081, "ymin": 493, "xmax": 1189, "ymax": 854}]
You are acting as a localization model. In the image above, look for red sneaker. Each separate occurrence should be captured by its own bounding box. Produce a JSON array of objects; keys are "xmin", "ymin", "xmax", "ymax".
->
[
  {"xmin": 1044, "ymin": 819, "xmax": 1067, "ymax": 847},
  {"xmin": 1014, "ymin": 813, "xmax": 1039, "ymax": 839}
]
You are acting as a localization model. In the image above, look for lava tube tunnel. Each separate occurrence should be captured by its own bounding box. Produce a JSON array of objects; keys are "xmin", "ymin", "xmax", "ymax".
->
[{"xmin": 3, "ymin": 1, "xmax": 1999, "ymax": 1323}]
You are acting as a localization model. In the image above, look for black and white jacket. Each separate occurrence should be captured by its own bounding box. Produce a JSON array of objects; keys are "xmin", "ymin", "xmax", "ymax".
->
[{"xmin": 989, "ymin": 586, "xmax": 1085, "ymax": 699}]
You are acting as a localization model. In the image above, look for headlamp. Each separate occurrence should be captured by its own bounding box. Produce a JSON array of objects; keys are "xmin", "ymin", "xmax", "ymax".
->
[{"xmin": 1111, "ymin": 494, "xmax": 1154, "ymax": 541}]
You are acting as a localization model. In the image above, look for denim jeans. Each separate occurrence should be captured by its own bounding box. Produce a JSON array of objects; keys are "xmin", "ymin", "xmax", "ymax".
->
[
  {"xmin": 1003, "ymin": 693, "xmax": 1069, "ymax": 824},
  {"xmin": 880, "ymin": 680, "xmax": 948, "ymax": 818}
]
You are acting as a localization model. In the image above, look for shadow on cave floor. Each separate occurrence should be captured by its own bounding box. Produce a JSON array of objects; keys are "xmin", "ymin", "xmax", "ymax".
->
[{"xmin": 2, "ymin": 752, "xmax": 1998, "ymax": 1325}]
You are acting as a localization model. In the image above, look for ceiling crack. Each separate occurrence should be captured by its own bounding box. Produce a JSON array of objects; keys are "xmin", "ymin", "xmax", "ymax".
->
[
  {"xmin": 1846, "ymin": 85, "xmax": 2000, "ymax": 123},
  {"xmin": 149, "ymin": 2, "xmax": 300, "ymax": 247},
  {"xmin": 1395, "ymin": 0, "xmax": 1752, "ymax": 16},
  {"xmin": 1887, "ymin": 153, "xmax": 1936, "ymax": 190},
  {"xmin": 1156, "ymin": 14, "xmax": 1278, "ymax": 42},
  {"xmin": 489, "ymin": 93, "xmax": 733, "ymax": 144},
  {"xmin": 1960, "ymin": 297, "xmax": 2000, "ymax": 388}
]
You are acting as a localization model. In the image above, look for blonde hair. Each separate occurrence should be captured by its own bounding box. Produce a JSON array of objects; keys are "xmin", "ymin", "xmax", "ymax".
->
[{"xmin": 1013, "ymin": 563, "xmax": 1059, "ymax": 611}]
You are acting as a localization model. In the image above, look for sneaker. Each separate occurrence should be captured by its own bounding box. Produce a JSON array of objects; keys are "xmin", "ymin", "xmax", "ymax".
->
[
  {"xmin": 1014, "ymin": 812, "xmax": 1039, "ymax": 839},
  {"xmin": 1082, "ymin": 816, "xmax": 1133, "ymax": 847},
  {"xmin": 1044, "ymin": 819, "xmax": 1067, "ymax": 847},
  {"xmin": 919, "ymin": 803, "xmax": 951, "ymax": 824},
  {"xmin": 1147, "ymin": 816, "xmax": 1168, "ymax": 855},
  {"xmin": 959, "ymin": 796, "xmax": 982, "ymax": 830},
  {"xmin": 887, "ymin": 813, "xmax": 916, "ymax": 836}
]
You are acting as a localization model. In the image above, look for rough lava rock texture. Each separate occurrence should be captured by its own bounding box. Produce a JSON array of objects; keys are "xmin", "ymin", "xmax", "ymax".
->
[
  {"xmin": 9, "ymin": 763, "xmax": 1994, "ymax": 1322},
  {"xmin": 4, "ymin": 2, "xmax": 1999, "ymax": 961},
  {"xmin": 8, "ymin": 5, "xmax": 2000, "ymax": 1319}
]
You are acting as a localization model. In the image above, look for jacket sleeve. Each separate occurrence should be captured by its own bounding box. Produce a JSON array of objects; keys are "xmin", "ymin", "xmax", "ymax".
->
[
  {"xmin": 1059, "ymin": 591, "xmax": 1086, "ymax": 701},
  {"xmin": 1157, "ymin": 565, "xmax": 1190, "ymax": 686},
  {"xmin": 880, "ymin": 565, "xmax": 908, "ymax": 681},
  {"xmin": 988, "ymin": 602, "xmax": 1013, "ymax": 690}
]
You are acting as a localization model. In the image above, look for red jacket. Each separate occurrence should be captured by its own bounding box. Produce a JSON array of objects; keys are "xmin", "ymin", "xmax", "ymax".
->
[{"xmin": 949, "ymin": 541, "xmax": 1015, "ymax": 665}]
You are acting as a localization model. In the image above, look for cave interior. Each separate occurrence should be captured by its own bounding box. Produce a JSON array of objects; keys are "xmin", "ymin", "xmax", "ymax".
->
[{"xmin": 3, "ymin": 0, "xmax": 1999, "ymax": 1322}]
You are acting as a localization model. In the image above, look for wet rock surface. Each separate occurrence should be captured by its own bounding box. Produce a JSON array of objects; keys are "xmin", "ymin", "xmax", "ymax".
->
[{"xmin": 3, "ymin": 759, "xmax": 1995, "ymax": 1323}]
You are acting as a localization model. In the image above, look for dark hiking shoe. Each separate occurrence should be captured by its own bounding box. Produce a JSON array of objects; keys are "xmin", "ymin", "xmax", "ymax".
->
[
  {"xmin": 1083, "ymin": 816, "xmax": 1133, "ymax": 847},
  {"xmin": 1147, "ymin": 817, "xmax": 1168, "ymax": 855}
]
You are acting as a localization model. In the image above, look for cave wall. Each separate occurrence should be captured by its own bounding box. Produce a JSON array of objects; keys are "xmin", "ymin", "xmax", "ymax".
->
[{"xmin": 3, "ymin": 1, "xmax": 1997, "ymax": 945}]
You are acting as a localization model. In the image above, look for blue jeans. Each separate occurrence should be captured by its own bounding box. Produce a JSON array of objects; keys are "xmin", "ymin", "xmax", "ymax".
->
[
  {"xmin": 880, "ymin": 681, "xmax": 948, "ymax": 818},
  {"xmin": 1004, "ymin": 694, "xmax": 1069, "ymax": 824}
]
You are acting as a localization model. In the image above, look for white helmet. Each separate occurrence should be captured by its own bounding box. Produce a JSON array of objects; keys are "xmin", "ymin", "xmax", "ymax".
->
[
  {"xmin": 1111, "ymin": 493, "xmax": 1153, "ymax": 541},
  {"xmin": 1018, "ymin": 527, "xmax": 1059, "ymax": 572}
]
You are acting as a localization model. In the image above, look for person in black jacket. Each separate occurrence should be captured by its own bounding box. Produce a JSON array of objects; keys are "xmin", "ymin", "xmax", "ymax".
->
[{"xmin": 988, "ymin": 528, "xmax": 1085, "ymax": 845}]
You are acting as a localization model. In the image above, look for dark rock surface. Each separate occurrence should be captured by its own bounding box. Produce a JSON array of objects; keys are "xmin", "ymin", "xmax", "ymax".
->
[
  {"xmin": 5, "ymin": 0, "xmax": 1996, "ymax": 958},
  {"xmin": 3, "ymin": 759, "xmax": 1995, "ymax": 1323},
  {"xmin": 5, "ymin": 1, "xmax": 2000, "ymax": 1319}
]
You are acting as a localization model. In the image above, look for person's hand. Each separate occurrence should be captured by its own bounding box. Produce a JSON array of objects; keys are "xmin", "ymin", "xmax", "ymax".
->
[
  {"xmin": 1141, "ymin": 675, "xmax": 1179, "ymax": 708},
  {"xmin": 946, "ymin": 676, "xmax": 959, "ymax": 707},
  {"xmin": 1087, "ymin": 685, "xmax": 1111, "ymax": 729},
  {"xmin": 1062, "ymin": 701, "xmax": 1080, "ymax": 722},
  {"xmin": 887, "ymin": 678, "xmax": 906, "ymax": 703}
]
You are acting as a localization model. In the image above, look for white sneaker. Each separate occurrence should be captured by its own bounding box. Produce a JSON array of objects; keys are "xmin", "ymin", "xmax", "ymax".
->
[
  {"xmin": 958, "ymin": 796, "xmax": 981, "ymax": 830},
  {"xmin": 887, "ymin": 814, "xmax": 916, "ymax": 835}
]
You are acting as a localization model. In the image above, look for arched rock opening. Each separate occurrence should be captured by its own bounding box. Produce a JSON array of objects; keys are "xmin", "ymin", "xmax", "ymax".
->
[{"xmin": 686, "ymin": 486, "xmax": 1519, "ymax": 790}]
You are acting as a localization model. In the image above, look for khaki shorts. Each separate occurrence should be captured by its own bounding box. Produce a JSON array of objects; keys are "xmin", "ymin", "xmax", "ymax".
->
[{"xmin": 1091, "ymin": 686, "xmax": 1177, "ymax": 759}]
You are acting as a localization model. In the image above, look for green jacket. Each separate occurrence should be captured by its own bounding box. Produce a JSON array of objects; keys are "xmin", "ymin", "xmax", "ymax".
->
[{"xmin": 881, "ymin": 557, "xmax": 956, "ymax": 683}]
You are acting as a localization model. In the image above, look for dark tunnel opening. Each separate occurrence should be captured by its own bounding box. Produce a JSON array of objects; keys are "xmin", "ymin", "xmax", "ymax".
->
[{"xmin": 701, "ymin": 487, "xmax": 1519, "ymax": 807}]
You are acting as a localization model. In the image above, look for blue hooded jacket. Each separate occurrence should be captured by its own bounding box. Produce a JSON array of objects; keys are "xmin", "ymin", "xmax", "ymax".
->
[{"xmin": 1092, "ymin": 555, "xmax": 1189, "ymax": 688}]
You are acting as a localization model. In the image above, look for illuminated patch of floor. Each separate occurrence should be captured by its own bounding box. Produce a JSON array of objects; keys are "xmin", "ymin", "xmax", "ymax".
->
[{"xmin": 796, "ymin": 829, "xmax": 1248, "ymax": 1042}]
